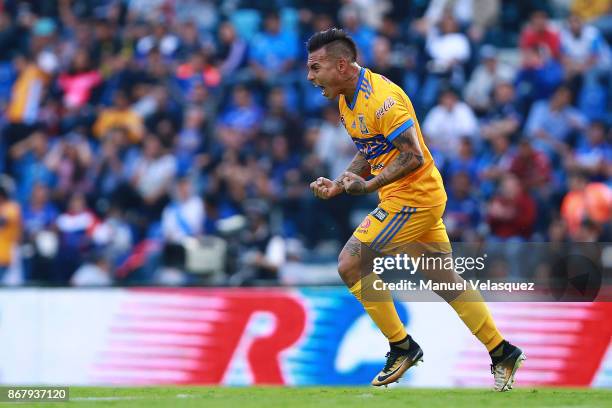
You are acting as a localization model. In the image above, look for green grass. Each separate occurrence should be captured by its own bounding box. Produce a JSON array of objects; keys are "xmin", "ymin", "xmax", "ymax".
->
[{"xmin": 16, "ymin": 387, "xmax": 612, "ymax": 408}]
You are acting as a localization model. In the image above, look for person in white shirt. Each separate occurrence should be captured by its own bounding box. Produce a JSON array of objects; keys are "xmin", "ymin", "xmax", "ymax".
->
[
  {"xmin": 464, "ymin": 45, "xmax": 516, "ymax": 113},
  {"xmin": 423, "ymin": 87, "xmax": 479, "ymax": 158},
  {"xmin": 161, "ymin": 177, "xmax": 205, "ymax": 243}
]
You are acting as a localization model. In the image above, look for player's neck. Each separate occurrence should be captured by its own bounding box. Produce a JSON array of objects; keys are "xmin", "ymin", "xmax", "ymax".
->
[{"xmin": 340, "ymin": 64, "xmax": 362, "ymax": 100}]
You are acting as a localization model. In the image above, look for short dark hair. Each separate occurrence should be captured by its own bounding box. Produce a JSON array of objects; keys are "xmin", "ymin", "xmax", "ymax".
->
[{"xmin": 307, "ymin": 28, "xmax": 357, "ymax": 62}]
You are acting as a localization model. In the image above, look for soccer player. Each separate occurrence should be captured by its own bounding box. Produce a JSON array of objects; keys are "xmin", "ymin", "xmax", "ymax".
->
[{"xmin": 307, "ymin": 28, "xmax": 525, "ymax": 391}]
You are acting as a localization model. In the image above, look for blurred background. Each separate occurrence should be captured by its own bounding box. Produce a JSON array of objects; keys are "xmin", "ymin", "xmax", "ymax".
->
[
  {"xmin": 0, "ymin": 0, "xmax": 611, "ymax": 390},
  {"xmin": 0, "ymin": 0, "xmax": 610, "ymax": 288}
]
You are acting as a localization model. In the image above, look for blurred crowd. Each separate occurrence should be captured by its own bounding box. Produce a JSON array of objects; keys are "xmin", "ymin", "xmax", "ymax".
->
[{"xmin": 0, "ymin": 0, "xmax": 610, "ymax": 286}]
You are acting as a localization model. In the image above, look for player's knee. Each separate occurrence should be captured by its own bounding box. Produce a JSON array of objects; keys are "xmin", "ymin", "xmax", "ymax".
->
[{"xmin": 337, "ymin": 252, "xmax": 360, "ymax": 286}]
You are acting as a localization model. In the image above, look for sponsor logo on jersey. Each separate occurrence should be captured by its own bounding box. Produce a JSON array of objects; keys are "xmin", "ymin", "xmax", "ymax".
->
[
  {"xmin": 359, "ymin": 218, "xmax": 371, "ymax": 229},
  {"xmin": 376, "ymin": 97, "xmax": 395, "ymax": 119},
  {"xmin": 371, "ymin": 163, "xmax": 385, "ymax": 171},
  {"xmin": 370, "ymin": 207, "xmax": 388, "ymax": 222},
  {"xmin": 358, "ymin": 114, "xmax": 369, "ymax": 134}
]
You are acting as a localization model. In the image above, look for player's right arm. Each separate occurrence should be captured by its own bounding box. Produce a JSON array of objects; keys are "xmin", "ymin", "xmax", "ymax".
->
[{"xmin": 310, "ymin": 152, "xmax": 370, "ymax": 199}]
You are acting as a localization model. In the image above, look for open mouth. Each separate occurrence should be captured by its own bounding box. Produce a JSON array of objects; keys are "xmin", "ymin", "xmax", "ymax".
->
[{"xmin": 313, "ymin": 83, "xmax": 328, "ymax": 97}]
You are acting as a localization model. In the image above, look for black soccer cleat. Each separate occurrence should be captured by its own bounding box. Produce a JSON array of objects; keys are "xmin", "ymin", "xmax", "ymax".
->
[{"xmin": 371, "ymin": 337, "xmax": 424, "ymax": 387}]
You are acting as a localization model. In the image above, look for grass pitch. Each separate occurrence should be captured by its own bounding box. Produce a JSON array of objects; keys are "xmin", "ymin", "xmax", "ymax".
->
[{"xmin": 21, "ymin": 387, "xmax": 611, "ymax": 407}]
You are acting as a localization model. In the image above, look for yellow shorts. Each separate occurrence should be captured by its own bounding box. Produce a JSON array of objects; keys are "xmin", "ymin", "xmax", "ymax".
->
[{"xmin": 353, "ymin": 202, "xmax": 451, "ymax": 254}]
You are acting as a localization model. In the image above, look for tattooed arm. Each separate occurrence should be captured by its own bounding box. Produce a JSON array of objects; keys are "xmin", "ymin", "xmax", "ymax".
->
[
  {"xmin": 333, "ymin": 152, "xmax": 371, "ymax": 188},
  {"xmin": 342, "ymin": 126, "xmax": 424, "ymax": 195},
  {"xmin": 310, "ymin": 152, "xmax": 371, "ymax": 199}
]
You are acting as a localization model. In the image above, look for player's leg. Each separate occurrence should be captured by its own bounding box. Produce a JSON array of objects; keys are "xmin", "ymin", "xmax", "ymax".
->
[
  {"xmin": 346, "ymin": 208, "xmax": 423, "ymax": 386},
  {"xmin": 415, "ymin": 206, "xmax": 526, "ymax": 391},
  {"xmin": 338, "ymin": 236, "xmax": 406, "ymax": 342}
]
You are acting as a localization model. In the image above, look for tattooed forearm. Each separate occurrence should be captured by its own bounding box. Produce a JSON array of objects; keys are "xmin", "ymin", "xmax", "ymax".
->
[
  {"xmin": 334, "ymin": 152, "xmax": 370, "ymax": 186},
  {"xmin": 369, "ymin": 127, "xmax": 424, "ymax": 191}
]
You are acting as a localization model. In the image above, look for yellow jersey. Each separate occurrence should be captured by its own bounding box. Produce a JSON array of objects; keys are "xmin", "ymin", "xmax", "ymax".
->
[
  {"xmin": 0, "ymin": 201, "xmax": 21, "ymax": 266},
  {"xmin": 338, "ymin": 67, "xmax": 446, "ymax": 209}
]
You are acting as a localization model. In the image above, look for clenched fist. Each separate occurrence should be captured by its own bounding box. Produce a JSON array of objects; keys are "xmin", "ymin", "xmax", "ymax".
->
[
  {"xmin": 341, "ymin": 172, "xmax": 374, "ymax": 195},
  {"xmin": 309, "ymin": 177, "xmax": 344, "ymax": 199}
]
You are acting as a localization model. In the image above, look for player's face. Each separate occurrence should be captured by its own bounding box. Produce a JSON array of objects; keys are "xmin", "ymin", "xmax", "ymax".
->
[{"xmin": 307, "ymin": 48, "xmax": 342, "ymax": 99}]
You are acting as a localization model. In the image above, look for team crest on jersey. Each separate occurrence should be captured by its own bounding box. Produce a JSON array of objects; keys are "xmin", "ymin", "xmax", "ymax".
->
[
  {"xmin": 376, "ymin": 97, "xmax": 395, "ymax": 119},
  {"xmin": 370, "ymin": 207, "xmax": 388, "ymax": 222},
  {"xmin": 358, "ymin": 114, "xmax": 369, "ymax": 134}
]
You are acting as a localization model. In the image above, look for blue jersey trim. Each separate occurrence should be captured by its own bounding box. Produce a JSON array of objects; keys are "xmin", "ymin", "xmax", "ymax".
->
[
  {"xmin": 386, "ymin": 119, "xmax": 414, "ymax": 141},
  {"xmin": 351, "ymin": 134, "xmax": 396, "ymax": 160},
  {"xmin": 347, "ymin": 68, "xmax": 366, "ymax": 110}
]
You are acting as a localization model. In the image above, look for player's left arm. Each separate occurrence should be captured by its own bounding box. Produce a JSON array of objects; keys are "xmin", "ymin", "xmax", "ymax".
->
[
  {"xmin": 342, "ymin": 127, "xmax": 424, "ymax": 195},
  {"xmin": 367, "ymin": 126, "xmax": 424, "ymax": 191},
  {"xmin": 342, "ymin": 88, "xmax": 425, "ymax": 195}
]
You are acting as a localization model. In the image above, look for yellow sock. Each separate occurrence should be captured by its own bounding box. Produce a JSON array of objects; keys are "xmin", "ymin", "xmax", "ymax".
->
[
  {"xmin": 449, "ymin": 289, "xmax": 504, "ymax": 352},
  {"xmin": 349, "ymin": 273, "xmax": 407, "ymax": 343}
]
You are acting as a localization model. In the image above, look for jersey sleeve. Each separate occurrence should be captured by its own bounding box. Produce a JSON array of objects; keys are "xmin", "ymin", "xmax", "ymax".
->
[{"xmin": 376, "ymin": 89, "xmax": 415, "ymax": 142}]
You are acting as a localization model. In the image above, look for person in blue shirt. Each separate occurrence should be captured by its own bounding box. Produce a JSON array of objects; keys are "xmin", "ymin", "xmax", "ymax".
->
[{"xmin": 249, "ymin": 11, "xmax": 298, "ymax": 84}]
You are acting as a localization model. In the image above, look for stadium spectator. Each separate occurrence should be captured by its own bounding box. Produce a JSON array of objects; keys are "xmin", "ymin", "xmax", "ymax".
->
[
  {"xmin": 422, "ymin": 87, "xmax": 478, "ymax": 158},
  {"xmin": 339, "ymin": 5, "xmax": 376, "ymax": 66},
  {"xmin": 419, "ymin": 13, "xmax": 471, "ymax": 110},
  {"xmin": 54, "ymin": 192, "xmax": 98, "ymax": 283},
  {"xmin": 464, "ymin": 45, "xmax": 515, "ymax": 114},
  {"xmin": 414, "ymin": 0, "xmax": 500, "ymax": 43},
  {"xmin": 509, "ymin": 139, "xmax": 553, "ymax": 193},
  {"xmin": 261, "ymin": 87, "xmax": 303, "ymax": 150},
  {"xmin": 123, "ymin": 135, "xmax": 177, "ymax": 223},
  {"xmin": 444, "ymin": 171, "xmax": 482, "ymax": 242},
  {"xmin": 161, "ymin": 177, "xmax": 205, "ymax": 244},
  {"xmin": 176, "ymin": 20, "xmax": 205, "ymax": 60},
  {"xmin": 477, "ymin": 134, "xmax": 514, "ymax": 199},
  {"xmin": 560, "ymin": 14, "xmax": 611, "ymax": 120},
  {"xmin": 564, "ymin": 120, "xmax": 611, "ymax": 182},
  {"xmin": 514, "ymin": 46, "xmax": 564, "ymax": 114},
  {"xmin": 8, "ymin": 130, "xmax": 55, "ymax": 204},
  {"xmin": 561, "ymin": 172, "xmax": 612, "ymax": 240},
  {"xmin": 571, "ymin": 0, "xmax": 611, "ymax": 22},
  {"xmin": 220, "ymin": 85, "xmax": 264, "ymax": 138},
  {"xmin": 57, "ymin": 49, "xmax": 103, "ymax": 110},
  {"xmin": 3, "ymin": 55, "xmax": 49, "ymax": 157},
  {"xmin": 561, "ymin": 14, "xmax": 610, "ymax": 83},
  {"xmin": 160, "ymin": 177, "xmax": 204, "ymax": 276},
  {"xmin": 524, "ymin": 85, "xmax": 587, "ymax": 158},
  {"xmin": 0, "ymin": 182, "xmax": 21, "ymax": 282},
  {"xmin": 175, "ymin": 106, "xmax": 208, "ymax": 175},
  {"xmin": 93, "ymin": 90, "xmax": 145, "ymax": 144},
  {"xmin": 480, "ymin": 81, "xmax": 522, "ymax": 143},
  {"xmin": 0, "ymin": 1, "xmax": 609, "ymax": 285},
  {"xmin": 370, "ymin": 36, "xmax": 404, "ymax": 88},
  {"xmin": 314, "ymin": 104, "xmax": 357, "ymax": 180},
  {"xmin": 249, "ymin": 11, "xmax": 298, "ymax": 84},
  {"xmin": 70, "ymin": 251, "xmax": 113, "ymax": 287},
  {"xmin": 44, "ymin": 131, "xmax": 93, "ymax": 201},
  {"xmin": 136, "ymin": 19, "xmax": 180, "ymax": 60},
  {"xmin": 233, "ymin": 200, "xmax": 286, "ymax": 285},
  {"xmin": 216, "ymin": 21, "xmax": 249, "ymax": 83},
  {"xmin": 571, "ymin": 0, "xmax": 612, "ymax": 42},
  {"xmin": 486, "ymin": 174, "xmax": 537, "ymax": 240},
  {"xmin": 519, "ymin": 9, "xmax": 561, "ymax": 60},
  {"xmin": 175, "ymin": 51, "xmax": 222, "ymax": 93},
  {"xmin": 444, "ymin": 137, "xmax": 479, "ymax": 182},
  {"xmin": 21, "ymin": 183, "xmax": 58, "ymax": 283}
]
